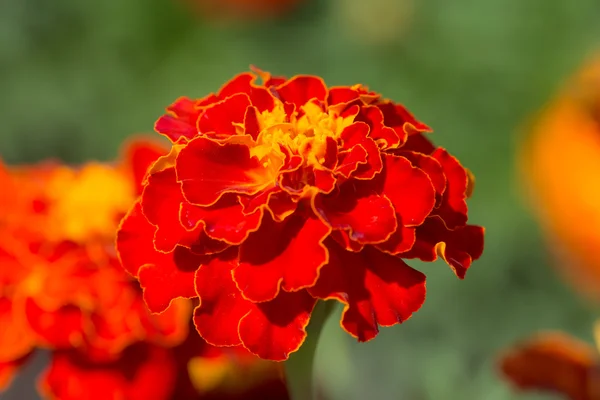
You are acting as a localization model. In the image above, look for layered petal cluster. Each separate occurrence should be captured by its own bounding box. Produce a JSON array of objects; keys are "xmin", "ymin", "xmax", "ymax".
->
[
  {"xmin": 519, "ymin": 56, "xmax": 600, "ymax": 303},
  {"xmin": 499, "ymin": 331, "xmax": 600, "ymax": 400},
  {"xmin": 117, "ymin": 69, "xmax": 484, "ymax": 361}
]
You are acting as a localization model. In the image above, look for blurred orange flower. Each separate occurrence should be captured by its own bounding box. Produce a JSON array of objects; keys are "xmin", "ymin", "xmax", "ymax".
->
[
  {"xmin": 519, "ymin": 56, "xmax": 600, "ymax": 302},
  {"xmin": 0, "ymin": 138, "xmax": 288, "ymax": 399}
]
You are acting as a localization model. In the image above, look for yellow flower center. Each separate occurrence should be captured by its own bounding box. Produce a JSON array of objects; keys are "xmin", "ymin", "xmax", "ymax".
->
[{"xmin": 45, "ymin": 164, "xmax": 134, "ymax": 243}]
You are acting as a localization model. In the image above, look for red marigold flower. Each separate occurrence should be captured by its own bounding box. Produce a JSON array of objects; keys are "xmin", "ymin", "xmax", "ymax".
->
[
  {"xmin": 519, "ymin": 57, "xmax": 600, "ymax": 303},
  {"xmin": 116, "ymin": 68, "xmax": 485, "ymax": 361},
  {"xmin": 499, "ymin": 330, "xmax": 600, "ymax": 400}
]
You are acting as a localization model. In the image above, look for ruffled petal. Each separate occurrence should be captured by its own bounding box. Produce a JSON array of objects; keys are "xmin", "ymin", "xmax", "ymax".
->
[
  {"xmin": 431, "ymin": 148, "xmax": 469, "ymax": 229},
  {"xmin": 198, "ymin": 93, "xmax": 252, "ymax": 139},
  {"xmin": 309, "ymin": 240, "xmax": 426, "ymax": 342},
  {"xmin": 355, "ymin": 105, "xmax": 400, "ymax": 149},
  {"xmin": 339, "ymin": 122, "xmax": 382, "ymax": 179},
  {"xmin": 194, "ymin": 249, "xmax": 249, "ymax": 347},
  {"xmin": 40, "ymin": 344, "xmax": 177, "ymax": 400},
  {"xmin": 275, "ymin": 76, "xmax": 328, "ymax": 109},
  {"xmin": 234, "ymin": 212, "xmax": 330, "ymax": 302},
  {"xmin": 180, "ymin": 194, "xmax": 263, "ymax": 245},
  {"xmin": 218, "ymin": 73, "xmax": 275, "ymax": 112},
  {"xmin": 378, "ymin": 102, "xmax": 432, "ymax": 144},
  {"xmin": 155, "ymin": 97, "xmax": 203, "ymax": 142},
  {"xmin": 402, "ymin": 216, "xmax": 485, "ymax": 279},
  {"xmin": 177, "ymin": 137, "xmax": 277, "ymax": 207},
  {"xmin": 121, "ymin": 138, "xmax": 167, "ymax": 195},
  {"xmin": 313, "ymin": 180, "xmax": 397, "ymax": 245},
  {"xmin": 0, "ymin": 297, "xmax": 36, "ymax": 363},
  {"xmin": 238, "ymin": 290, "xmax": 316, "ymax": 361}
]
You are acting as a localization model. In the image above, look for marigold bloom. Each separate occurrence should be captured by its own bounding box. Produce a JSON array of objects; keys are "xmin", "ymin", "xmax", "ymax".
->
[
  {"xmin": 519, "ymin": 57, "xmax": 600, "ymax": 302},
  {"xmin": 116, "ymin": 68, "xmax": 485, "ymax": 361},
  {"xmin": 499, "ymin": 330, "xmax": 600, "ymax": 400}
]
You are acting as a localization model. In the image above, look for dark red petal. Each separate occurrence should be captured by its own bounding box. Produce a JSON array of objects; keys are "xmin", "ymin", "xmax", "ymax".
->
[
  {"xmin": 121, "ymin": 138, "xmax": 168, "ymax": 195},
  {"xmin": 40, "ymin": 344, "xmax": 177, "ymax": 400},
  {"xmin": 378, "ymin": 102, "xmax": 432, "ymax": 144},
  {"xmin": 355, "ymin": 106, "xmax": 400, "ymax": 149},
  {"xmin": 275, "ymin": 76, "xmax": 327, "ymax": 109},
  {"xmin": 177, "ymin": 137, "xmax": 276, "ymax": 207},
  {"xmin": 313, "ymin": 180, "xmax": 397, "ymax": 244},
  {"xmin": 309, "ymin": 240, "xmax": 426, "ymax": 342},
  {"xmin": 138, "ymin": 247, "xmax": 204, "ymax": 314},
  {"xmin": 155, "ymin": 97, "xmax": 201, "ymax": 142},
  {"xmin": 238, "ymin": 290, "xmax": 316, "ymax": 361},
  {"xmin": 234, "ymin": 212, "xmax": 331, "ymax": 302},
  {"xmin": 0, "ymin": 297, "xmax": 35, "ymax": 363},
  {"xmin": 375, "ymin": 226, "xmax": 416, "ymax": 255},
  {"xmin": 312, "ymin": 169, "xmax": 337, "ymax": 193},
  {"xmin": 401, "ymin": 132, "xmax": 436, "ymax": 154},
  {"xmin": 431, "ymin": 148, "xmax": 469, "ymax": 229},
  {"xmin": 194, "ymin": 250, "xmax": 249, "ymax": 347},
  {"xmin": 244, "ymin": 106, "xmax": 261, "ymax": 140},
  {"xmin": 379, "ymin": 154, "xmax": 435, "ymax": 227},
  {"xmin": 141, "ymin": 168, "xmax": 189, "ymax": 253},
  {"xmin": 25, "ymin": 299, "xmax": 85, "ymax": 349},
  {"xmin": 336, "ymin": 145, "xmax": 368, "ymax": 178},
  {"xmin": 499, "ymin": 332, "xmax": 597, "ymax": 400},
  {"xmin": 180, "ymin": 194, "xmax": 262, "ymax": 245},
  {"xmin": 402, "ymin": 216, "xmax": 485, "ymax": 279},
  {"xmin": 218, "ymin": 73, "xmax": 275, "ymax": 112},
  {"xmin": 339, "ymin": 122, "xmax": 383, "ymax": 179},
  {"xmin": 330, "ymin": 230, "xmax": 365, "ymax": 252},
  {"xmin": 197, "ymin": 93, "xmax": 251, "ymax": 137}
]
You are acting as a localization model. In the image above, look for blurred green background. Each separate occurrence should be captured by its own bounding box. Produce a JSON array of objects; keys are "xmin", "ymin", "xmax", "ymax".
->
[{"xmin": 2, "ymin": 0, "xmax": 600, "ymax": 398}]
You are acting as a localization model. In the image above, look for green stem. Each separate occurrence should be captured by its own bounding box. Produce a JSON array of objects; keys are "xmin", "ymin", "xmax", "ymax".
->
[{"xmin": 285, "ymin": 300, "xmax": 335, "ymax": 400}]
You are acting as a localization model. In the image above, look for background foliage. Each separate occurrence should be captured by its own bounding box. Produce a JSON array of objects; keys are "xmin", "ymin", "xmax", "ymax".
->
[{"xmin": 2, "ymin": 0, "xmax": 600, "ymax": 398}]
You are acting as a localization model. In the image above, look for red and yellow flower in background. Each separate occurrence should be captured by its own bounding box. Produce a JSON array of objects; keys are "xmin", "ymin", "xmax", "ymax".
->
[
  {"xmin": 117, "ymin": 68, "xmax": 485, "ymax": 362},
  {"xmin": 519, "ymin": 57, "xmax": 600, "ymax": 303},
  {"xmin": 0, "ymin": 138, "xmax": 289, "ymax": 399}
]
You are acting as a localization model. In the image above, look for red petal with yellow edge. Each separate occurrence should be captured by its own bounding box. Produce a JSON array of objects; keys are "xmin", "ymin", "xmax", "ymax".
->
[
  {"xmin": 313, "ymin": 180, "xmax": 397, "ymax": 245},
  {"xmin": 499, "ymin": 332, "xmax": 598, "ymax": 400},
  {"xmin": 401, "ymin": 132, "xmax": 436, "ymax": 154},
  {"xmin": 402, "ymin": 216, "xmax": 484, "ymax": 279},
  {"xmin": 375, "ymin": 226, "xmax": 416, "ymax": 255},
  {"xmin": 0, "ymin": 353, "xmax": 31, "ymax": 391},
  {"xmin": 40, "ymin": 344, "xmax": 177, "ymax": 400},
  {"xmin": 309, "ymin": 240, "xmax": 426, "ymax": 342},
  {"xmin": 0, "ymin": 297, "xmax": 35, "ymax": 362},
  {"xmin": 327, "ymin": 86, "xmax": 379, "ymax": 109},
  {"xmin": 397, "ymin": 151, "xmax": 446, "ymax": 206},
  {"xmin": 378, "ymin": 153, "xmax": 435, "ymax": 227},
  {"xmin": 238, "ymin": 290, "xmax": 316, "ymax": 361},
  {"xmin": 275, "ymin": 76, "xmax": 327, "ymax": 109},
  {"xmin": 330, "ymin": 230, "xmax": 365, "ymax": 252},
  {"xmin": 218, "ymin": 73, "xmax": 275, "ymax": 112},
  {"xmin": 25, "ymin": 299, "xmax": 85, "ymax": 349},
  {"xmin": 194, "ymin": 249, "xmax": 249, "ymax": 347},
  {"xmin": 155, "ymin": 97, "xmax": 201, "ymax": 142},
  {"xmin": 378, "ymin": 102, "xmax": 432, "ymax": 140},
  {"xmin": 336, "ymin": 145, "xmax": 368, "ymax": 178},
  {"xmin": 234, "ymin": 212, "xmax": 330, "ymax": 302},
  {"xmin": 339, "ymin": 122, "xmax": 382, "ymax": 179},
  {"xmin": 197, "ymin": 93, "xmax": 251, "ymax": 137},
  {"xmin": 431, "ymin": 148, "xmax": 469, "ymax": 229},
  {"xmin": 138, "ymin": 247, "xmax": 205, "ymax": 314},
  {"xmin": 355, "ymin": 106, "xmax": 400, "ymax": 149},
  {"xmin": 117, "ymin": 201, "xmax": 160, "ymax": 277},
  {"xmin": 121, "ymin": 138, "xmax": 167, "ymax": 195},
  {"xmin": 180, "ymin": 194, "xmax": 263, "ymax": 245},
  {"xmin": 177, "ymin": 137, "xmax": 275, "ymax": 207},
  {"xmin": 244, "ymin": 106, "xmax": 261, "ymax": 140}
]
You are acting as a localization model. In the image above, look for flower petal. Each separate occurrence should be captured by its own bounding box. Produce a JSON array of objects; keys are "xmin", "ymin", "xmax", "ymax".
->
[
  {"xmin": 40, "ymin": 344, "xmax": 177, "ymax": 400},
  {"xmin": 309, "ymin": 240, "xmax": 426, "ymax": 342},
  {"xmin": 397, "ymin": 150, "xmax": 446, "ymax": 206},
  {"xmin": 121, "ymin": 138, "xmax": 167, "ymax": 195},
  {"xmin": 375, "ymin": 226, "xmax": 416, "ymax": 255},
  {"xmin": 402, "ymin": 216, "xmax": 485, "ymax": 279},
  {"xmin": 431, "ymin": 148, "xmax": 469, "ymax": 229},
  {"xmin": 218, "ymin": 73, "xmax": 275, "ymax": 112},
  {"xmin": 177, "ymin": 137, "xmax": 277, "ymax": 207},
  {"xmin": 355, "ymin": 105, "xmax": 400, "ymax": 149},
  {"xmin": 194, "ymin": 249, "xmax": 249, "ymax": 347},
  {"xmin": 275, "ymin": 76, "xmax": 327, "ymax": 109},
  {"xmin": 197, "ymin": 93, "xmax": 251, "ymax": 138},
  {"xmin": 339, "ymin": 122, "xmax": 382, "ymax": 179},
  {"xmin": 25, "ymin": 299, "xmax": 85, "ymax": 349},
  {"xmin": 234, "ymin": 212, "xmax": 330, "ymax": 302},
  {"xmin": 335, "ymin": 145, "xmax": 368, "ymax": 178},
  {"xmin": 238, "ymin": 290, "xmax": 316, "ymax": 361},
  {"xmin": 180, "ymin": 194, "xmax": 263, "ymax": 245},
  {"xmin": 138, "ymin": 247, "xmax": 204, "ymax": 314},
  {"xmin": 378, "ymin": 101, "xmax": 432, "ymax": 144},
  {"xmin": 379, "ymin": 153, "xmax": 435, "ymax": 227},
  {"xmin": 499, "ymin": 332, "xmax": 598, "ymax": 400},
  {"xmin": 0, "ymin": 297, "xmax": 35, "ymax": 363},
  {"xmin": 313, "ymin": 180, "xmax": 397, "ymax": 244},
  {"xmin": 155, "ymin": 97, "xmax": 203, "ymax": 142}
]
